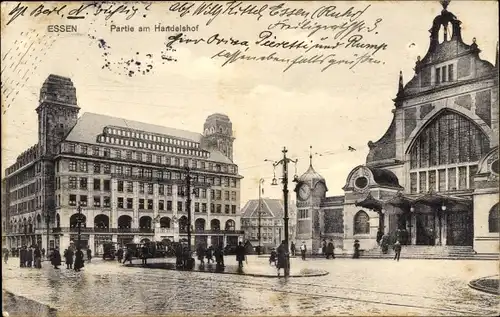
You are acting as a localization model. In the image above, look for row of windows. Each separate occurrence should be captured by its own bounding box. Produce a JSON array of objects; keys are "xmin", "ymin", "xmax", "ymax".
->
[
  {"xmin": 97, "ymin": 135, "xmax": 208, "ymax": 158},
  {"xmin": 241, "ymin": 219, "xmax": 282, "ymax": 227},
  {"xmin": 435, "ymin": 64, "xmax": 454, "ymax": 85},
  {"xmin": 104, "ymin": 127, "xmax": 201, "ymax": 149},
  {"xmin": 65, "ymin": 161, "xmax": 239, "ymax": 187},
  {"xmin": 68, "ymin": 195, "xmax": 238, "ymax": 214},
  {"xmin": 409, "ymin": 165, "xmax": 477, "ymax": 193},
  {"xmin": 62, "ymin": 178, "xmax": 238, "ymax": 202},
  {"xmin": 6, "ymin": 166, "xmax": 36, "ymax": 188},
  {"xmin": 11, "ymin": 182, "xmax": 37, "ymax": 200},
  {"xmin": 298, "ymin": 210, "xmax": 310, "ymax": 219},
  {"xmin": 65, "ymin": 144, "xmax": 237, "ymax": 173}
]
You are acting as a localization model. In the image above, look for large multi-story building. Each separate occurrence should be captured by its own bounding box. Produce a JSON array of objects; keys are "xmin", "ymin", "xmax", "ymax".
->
[
  {"xmin": 3, "ymin": 74, "xmax": 244, "ymax": 254},
  {"xmin": 240, "ymin": 198, "xmax": 297, "ymax": 251},
  {"xmin": 294, "ymin": 4, "xmax": 499, "ymax": 255}
]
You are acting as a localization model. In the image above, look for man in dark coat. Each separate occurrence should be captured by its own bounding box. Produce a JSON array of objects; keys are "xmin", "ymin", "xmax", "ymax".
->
[
  {"xmin": 276, "ymin": 240, "xmax": 288, "ymax": 277},
  {"xmin": 321, "ymin": 239, "xmax": 327, "ymax": 256},
  {"xmin": 74, "ymin": 249, "xmax": 85, "ymax": 271},
  {"xmin": 34, "ymin": 246, "xmax": 42, "ymax": 268},
  {"xmin": 140, "ymin": 245, "xmax": 149, "ymax": 265},
  {"xmin": 19, "ymin": 246, "xmax": 27, "ymax": 268},
  {"xmin": 235, "ymin": 242, "xmax": 246, "ymax": 268},
  {"xmin": 86, "ymin": 249, "xmax": 92, "ymax": 263},
  {"xmin": 214, "ymin": 245, "xmax": 225, "ymax": 267},
  {"xmin": 41, "ymin": 248, "xmax": 46, "ymax": 260},
  {"xmin": 196, "ymin": 244, "xmax": 205, "ymax": 265},
  {"xmin": 290, "ymin": 242, "xmax": 296, "ymax": 256},
  {"xmin": 65, "ymin": 248, "xmax": 74, "ymax": 269},
  {"xmin": 353, "ymin": 240, "xmax": 360, "ymax": 259},
  {"xmin": 205, "ymin": 246, "xmax": 214, "ymax": 264},
  {"xmin": 26, "ymin": 246, "xmax": 34, "ymax": 267},
  {"xmin": 51, "ymin": 247, "xmax": 62, "ymax": 269},
  {"xmin": 393, "ymin": 240, "xmax": 402, "ymax": 262},
  {"xmin": 326, "ymin": 239, "xmax": 335, "ymax": 259}
]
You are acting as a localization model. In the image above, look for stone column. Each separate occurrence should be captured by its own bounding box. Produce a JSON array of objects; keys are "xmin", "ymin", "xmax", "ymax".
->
[{"xmin": 442, "ymin": 213, "xmax": 448, "ymax": 246}]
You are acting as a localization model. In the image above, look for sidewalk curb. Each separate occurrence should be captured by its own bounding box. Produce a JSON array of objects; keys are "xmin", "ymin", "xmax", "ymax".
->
[{"xmin": 468, "ymin": 276, "xmax": 500, "ymax": 295}]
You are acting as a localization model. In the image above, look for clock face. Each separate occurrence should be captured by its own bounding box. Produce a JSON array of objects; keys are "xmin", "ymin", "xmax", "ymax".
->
[{"xmin": 298, "ymin": 184, "xmax": 311, "ymax": 201}]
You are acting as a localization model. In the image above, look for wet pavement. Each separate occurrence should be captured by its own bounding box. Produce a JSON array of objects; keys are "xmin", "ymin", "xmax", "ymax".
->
[
  {"xmin": 2, "ymin": 256, "xmax": 499, "ymax": 316},
  {"xmin": 124, "ymin": 258, "xmax": 328, "ymax": 277}
]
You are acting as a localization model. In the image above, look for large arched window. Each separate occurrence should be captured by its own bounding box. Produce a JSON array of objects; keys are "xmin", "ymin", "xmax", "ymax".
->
[
  {"xmin": 410, "ymin": 111, "xmax": 489, "ymax": 169},
  {"xmin": 489, "ymin": 203, "xmax": 499, "ymax": 233},
  {"xmin": 408, "ymin": 110, "xmax": 490, "ymax": 193},
  {"xmin": 354, "ymin": 211, "xmax": 370, "ymax": 235},
  {"xmin": 225, "ymin": 219, "xmax": 235, "ymax": 231}
]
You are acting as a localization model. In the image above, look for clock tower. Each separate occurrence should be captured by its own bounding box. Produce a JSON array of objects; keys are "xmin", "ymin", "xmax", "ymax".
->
[{"xmin": 294, "ymin": 148, "xmax": 327, "ymax": 254}]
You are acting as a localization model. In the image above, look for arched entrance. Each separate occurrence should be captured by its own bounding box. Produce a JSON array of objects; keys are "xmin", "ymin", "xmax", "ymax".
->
[
  {"xmin": 118, "ymin": 215, "xmax": 132, "ymax": 229},
  {"xmin": 94, "ymin": 214, "xmax": 109, "ymax": 229}
]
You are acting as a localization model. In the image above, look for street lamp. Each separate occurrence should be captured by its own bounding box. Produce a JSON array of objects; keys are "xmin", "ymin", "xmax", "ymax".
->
[
  {"xmin": 258, "ymin": 178, "xmax": 265, "ymax": 255},
  {"xmin": 76, "ymin": 203, "xmax": 83, "ymax": 251},
  {"xmin": 268, "ymin": 147, "xmax": 298, "ymax": 277}
]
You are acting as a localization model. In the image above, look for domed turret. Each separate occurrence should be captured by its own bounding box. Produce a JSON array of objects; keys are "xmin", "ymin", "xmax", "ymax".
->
[{"xmin": 296, "ymin": 146, "xmax": 327, "ymax": 192}]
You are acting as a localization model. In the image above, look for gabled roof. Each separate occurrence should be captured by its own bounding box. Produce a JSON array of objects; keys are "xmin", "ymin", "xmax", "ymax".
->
[
  {"xmin": 64, "ymin": 112, "xmax": 233, "ymax": 164},
  {"xmin": 240, "ymin": 198, "xmax": 297, "ymax": 219}
]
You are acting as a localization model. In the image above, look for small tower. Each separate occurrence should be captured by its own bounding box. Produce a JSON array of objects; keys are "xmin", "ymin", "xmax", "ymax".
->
[
  {"xmin": 36, "ymin": 74, "xmax": 79, "ymax": 156},
  {"xmin": 202, "ymin": 113, "xmax": 235, "ymax": 161},
  {"xmin": 294, "ymin": 146, "xmax": 328, "ymax": 254}
]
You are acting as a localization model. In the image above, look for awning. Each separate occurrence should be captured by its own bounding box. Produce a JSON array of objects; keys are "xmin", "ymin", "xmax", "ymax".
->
[
  {"xmin": 413, "ymin": 190, "xmax": 472, "ymax": 209},
  {"xmin": 385, "ymin": 192, "xmax": 415, "ymax": 210},
  {"xmin": 355, "ymin": 193, "xmax": 384, "ymax": 212}
]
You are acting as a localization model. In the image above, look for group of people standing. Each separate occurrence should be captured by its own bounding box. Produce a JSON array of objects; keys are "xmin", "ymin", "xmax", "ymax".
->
[
  {"xmin": 6, "ymin": 245, "xmax": 44, "ymax": 268},
  {"xmin": 50, "ymin": 246, "xmax": 92, "ymax": 271},
  {"xmin": 195, "ymin": 244, "xmax": 226, "ymax": 267}
]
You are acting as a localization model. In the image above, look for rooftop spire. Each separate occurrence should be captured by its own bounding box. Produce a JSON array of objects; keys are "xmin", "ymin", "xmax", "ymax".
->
[
  {"xmin": 397, "ymin": 71, "xmax": 404, "ymax": 96},
  {"xmin": 309, "ymin": 145, "xmax": 313, "ymax": 167}
]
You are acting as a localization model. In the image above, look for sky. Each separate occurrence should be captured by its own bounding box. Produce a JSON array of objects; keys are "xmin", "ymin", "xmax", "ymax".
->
[{"xmin": 1, "ymin": 1, "xmax": 498, "ymax": 206}]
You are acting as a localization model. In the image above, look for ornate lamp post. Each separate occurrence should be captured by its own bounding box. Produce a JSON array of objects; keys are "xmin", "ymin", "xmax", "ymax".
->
[
  {"xmin": 76, "ymin": 203, "xmax": 83, "ymax": 251},
  {"xmin": 258, "ymin": 178, "xmax": 265, "ymax": 255},
  {"xmin": 267, "ymin": 147, "xmax": 298, "ymax": 277}
]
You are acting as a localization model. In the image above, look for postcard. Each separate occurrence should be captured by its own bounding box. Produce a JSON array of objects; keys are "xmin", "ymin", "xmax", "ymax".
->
[{"xmin": 1, "ymin": 1, "xmax": 498, "ymax": 316}]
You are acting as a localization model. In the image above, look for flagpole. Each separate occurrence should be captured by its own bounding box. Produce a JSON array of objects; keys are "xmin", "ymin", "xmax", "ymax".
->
[{"xmin": 258, "ymin": 178, "xmax": 265, "ymax": 256}]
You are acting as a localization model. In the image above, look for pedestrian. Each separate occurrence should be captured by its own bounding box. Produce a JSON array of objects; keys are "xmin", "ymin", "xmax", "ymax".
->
[
  {"xmin": 300, "ymin": 241, "xmax": 307, "ymax": 260},
  {"xmin": 276, "ymin": 240, "xmax": 288, "ymax": 277},
  {"xmin": 393, "ymin": 240, "xmax": 402, "ymax": 262},
  {"xmin": 352, "ymin": 240, "xmax": 361, "ymax": 259},
  {"xmin": 376, "ymin": 230, "xmax": 383, "ymax": 245},
  {"xmin": 123, "ymin": 248, "xmax": 133, "ymax": 264},
  {"xmin": 290, "ymin": 241, "xmax": 296, "ymax": 256},
  {"xmin": 326, "ymin": 239, "xmax": 335, "ymax": 259},
  {"xmin": 41, "ymin": 248, "xmax": 46, "ymax": 260},
  {"xmin": 74, "ymin": 249, "xmax": 85, "ymax": 271},
  {"xmin": 86, "ymin": 248, "xmax": 92, "ymax": 263},
  {"xmin": 51, "ymin": 247, "xmax": 61, "ymax": 269},
  {"xmin": 205, "ymin": 246, "xmax": 214, "ymax": 264},
  {"xmin": 175, "ymin": 244, "xmax": 183, "ymax": 268},
  {"xmin": 269, "ymin": 248, "xmax": 277, "ymax": 266},
  {"xmin": 116, "ymin": 248, "xmax": 124, "ymax": 263},
  {"xmin": 197, "ymin": 244, "xmax": 205, "ymax": 265},
  {"xmin": 3, "ymin": 248, "xmax": 9, "ymax": 264},
  {"xmin": 380, "ymin": 234, "xmax": 389, "ymax": 254},
  {"xmin": 321, "ymin": 239, "xmax": 327, "ymax": 256},
  {"xmin": 26, "ymin": 246, "xmax": 33, "ymax": 267},
  {"xmin": 19, "ymin": 246, "xmax": 27, "ymax": 268},
  {"xmin": 140, "ymin": 244, "xmax": 149, "ymax": 266},
  {"xmin": 235, "ymin": 242, "xmax": 246, "ymax": 268},
  {"xmin": 33, "ymin": 246, "xmax": 42, "ymax": 269},
  {"xmin": 65, "ymin": 248, "xmax": 74, "ymax": 269},
  {"xmin": 214, "ymin": 245, "xmax": 225, "ymax": 267}
]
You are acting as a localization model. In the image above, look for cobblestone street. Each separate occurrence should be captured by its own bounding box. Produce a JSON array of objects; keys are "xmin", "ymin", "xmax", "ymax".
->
[{"xmin": 2, "ymin": 256, "xmax": 498, "ymax": 316}]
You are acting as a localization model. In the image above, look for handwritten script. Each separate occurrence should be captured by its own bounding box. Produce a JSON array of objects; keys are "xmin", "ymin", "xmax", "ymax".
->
[
  {"xmin": 165, "ymin": 1, "xmax": 389, "ymax": 72},
  {"xmin": 5, "ymin": 1, "xmax": 152, "ymax": 26}
]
